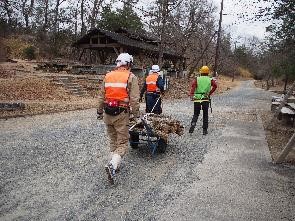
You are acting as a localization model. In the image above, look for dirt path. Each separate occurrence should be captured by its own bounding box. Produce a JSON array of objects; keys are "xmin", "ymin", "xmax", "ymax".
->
[{"xmin": 0, "ymin": 80, "xmax": 294, "ymax": 220}]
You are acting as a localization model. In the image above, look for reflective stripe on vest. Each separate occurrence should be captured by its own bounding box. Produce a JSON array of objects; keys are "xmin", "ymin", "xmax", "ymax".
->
[
  {"xmin": 105, "ymin": 69, "xmax": 130, "ymax": 103},
  {"xmin": 146, "ymin": 73, "xmax": 159, "ymax": 92},
  {"xmin": 194, "ymin": 76, "xmax": 211, "ymax": 101}
]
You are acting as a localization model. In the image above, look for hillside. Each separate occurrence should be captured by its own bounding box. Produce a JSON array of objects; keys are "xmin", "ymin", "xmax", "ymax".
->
[{"xmin": 0, "ymin": 60, "xmax": 240, "ymax": 118}]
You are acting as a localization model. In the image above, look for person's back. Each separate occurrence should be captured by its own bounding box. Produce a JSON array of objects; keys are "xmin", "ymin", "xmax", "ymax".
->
[
  {"xmin": 189, "ymin": 66, "xmax": 217, "ymax": 135},
  {"xmin": 140, "ymin": 65, "xmax": 164, "ymax": 114},
  {"xmin": 97, "ymin": 53, "xmax": 140, "ymax": 184}
]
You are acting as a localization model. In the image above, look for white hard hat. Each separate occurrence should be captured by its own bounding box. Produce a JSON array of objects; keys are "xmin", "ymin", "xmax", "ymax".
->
[
  {"xmin": 151, "ymin": 65, "xmax": 160, "ymax": 72},
  {"xmin": 116, "ymin": 53, "xmax": 133, "ymax": 67}
]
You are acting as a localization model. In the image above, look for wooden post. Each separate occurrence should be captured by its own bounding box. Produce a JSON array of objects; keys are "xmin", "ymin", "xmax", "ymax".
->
[
  {"xmin": 79, "ymin": 48, "xmax": 85, "ymax": 61},
  {"xmin": 275, "ymin": 133, "xmax": 295, "ymax": 163}
]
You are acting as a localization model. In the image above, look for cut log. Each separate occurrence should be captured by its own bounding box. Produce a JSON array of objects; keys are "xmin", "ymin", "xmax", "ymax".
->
[{"xmin": 130, "ymin": 114, "xmax": 184, "ymax": 141}]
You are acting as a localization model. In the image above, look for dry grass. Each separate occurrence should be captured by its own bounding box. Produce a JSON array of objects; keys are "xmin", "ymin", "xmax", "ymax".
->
[
  {"xmin": 215, "ymin": 75, "xmax": 240, "ymax": 94},
  {"xmin": 0, "ymin": 77, "xmax": 73, "ymax": 101},
  {"xmin": 238, "ymin": 67, "xmax": 253, "ymax": 79},
  {"xmin": 3, "ymin": 37, "xmax": 32, "ymax": 59},
  {"xmin": 254, "ymin": 79, "xmax": 295, "ymax": 164},
  {"xmin": 260, "ymin": 111, "xmax": 295, "ymax": 164}
]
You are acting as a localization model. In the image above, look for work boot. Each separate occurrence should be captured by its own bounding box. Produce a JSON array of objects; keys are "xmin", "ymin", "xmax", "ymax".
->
[
  {"xmin": 105, "ymin": 163, "xmax": 116, "ymax": 185},
  {"xmin": 189, "ymin": 122, "xmax": 196, "ymax": 133},
  {"xmin": 203, "ymin": 129, "xmax": 208, "ymax": 135}
]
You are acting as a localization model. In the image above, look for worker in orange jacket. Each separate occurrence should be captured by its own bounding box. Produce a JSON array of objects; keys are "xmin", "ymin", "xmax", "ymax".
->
[
  {"xmin": 140, "ymin": 65, "xmax": 164, "ymax": 114},
  {"xmin": 97, "ymin": 53, "xmax": 140, "ymax": 184}
]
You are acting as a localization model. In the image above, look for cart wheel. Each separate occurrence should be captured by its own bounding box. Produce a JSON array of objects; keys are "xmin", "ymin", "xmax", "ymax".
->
[
  {"xmin": 157, "ymin": 138, "xmax": 167, "ymax": 153},
  {"xmin": 129, "ymin": 133, "xmax": 139, "ymax": 149}
]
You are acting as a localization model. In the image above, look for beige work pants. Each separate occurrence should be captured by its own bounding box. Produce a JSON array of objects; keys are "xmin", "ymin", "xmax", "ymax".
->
[{"xmin": 103, "ymin": 111, "xmax": 129, "ymax": 157}]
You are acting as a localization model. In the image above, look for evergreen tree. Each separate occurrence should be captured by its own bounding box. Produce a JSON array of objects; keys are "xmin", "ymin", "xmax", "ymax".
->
[{"xmin": 98, "ymin": 3, "xmax": 143, "ymax": 31}]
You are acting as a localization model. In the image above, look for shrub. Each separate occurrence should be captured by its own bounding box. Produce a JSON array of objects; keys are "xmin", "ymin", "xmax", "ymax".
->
[
  {"xmin": 3, "ymin": 37, "xmax": 29, "ymax": 58},
  {"xmin": 23, "ymin": 46, "xmax": 36, "ymax": 60}
]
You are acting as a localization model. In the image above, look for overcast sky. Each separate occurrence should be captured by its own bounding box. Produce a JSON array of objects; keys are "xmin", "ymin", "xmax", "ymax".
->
[
  {"xmin": 212, "ymin": 0, "xmax": 272, "ymax": 41},
  {"xmin": 110, "ymin": 0, "xmax": 272, "ymax": 42}
]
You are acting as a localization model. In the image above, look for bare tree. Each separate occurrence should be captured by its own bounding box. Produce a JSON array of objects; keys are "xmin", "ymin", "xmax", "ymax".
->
[
  {"xmin": 89, "ymin": 0, "xmax": 104, "ymax": 29},
  {"xmin": 80, "ymin": 0, "xmax": 86, "ymax": 35},
  {"xmin": 1, "ymin": 0, "xmax": 13, "ymax": 25},
  {"xmin": 43, "ymin": 0, "xmax": 50, "ymax": 31},
  {"xmin": 21, "ymin": 0, "xmax": 35, "ymax": 29}
]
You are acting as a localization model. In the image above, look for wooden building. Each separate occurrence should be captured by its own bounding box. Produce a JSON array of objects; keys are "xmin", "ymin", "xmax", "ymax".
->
[{"xmin": 72, "ymin": 28, "xmax": 184, "ymax": 69}]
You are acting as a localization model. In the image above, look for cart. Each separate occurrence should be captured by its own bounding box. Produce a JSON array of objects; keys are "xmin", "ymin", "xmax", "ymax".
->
[{"xmin": 129, "ymin": 114, "xmax": 168, "ymax": 156}]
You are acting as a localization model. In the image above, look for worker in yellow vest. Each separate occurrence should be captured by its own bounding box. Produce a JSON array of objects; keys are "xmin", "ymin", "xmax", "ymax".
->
[
  {"xmin": 97, "ymin": 53, "xmax": 140, "ymax": 184},
  {"xmin": 189, "ymin": 65, "xmax": 217, "ymax": 135},
  {"xmin": 140, "ymin": 65, "xmax": 164, "ymax": 114}
]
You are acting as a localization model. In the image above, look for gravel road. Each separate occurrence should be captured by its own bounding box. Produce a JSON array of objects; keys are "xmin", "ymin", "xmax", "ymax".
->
[{"xmin": 1, "ymin": 80, "xmax": 294, "ymax": 221}]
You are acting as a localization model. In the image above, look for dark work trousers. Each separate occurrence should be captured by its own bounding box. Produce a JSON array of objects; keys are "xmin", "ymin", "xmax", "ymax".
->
[
  {"xmin": 146, "ymin": 93, "xmax": 162, "ymax": 114},
  {"xmin": 191, "ymin": 101, "xmax": 209, "ymax": 129}
]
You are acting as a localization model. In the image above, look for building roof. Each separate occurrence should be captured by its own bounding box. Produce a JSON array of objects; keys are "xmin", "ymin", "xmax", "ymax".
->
[{"xmin": 73, "ymin": 28, "xmax": 183, "ymax": 59}]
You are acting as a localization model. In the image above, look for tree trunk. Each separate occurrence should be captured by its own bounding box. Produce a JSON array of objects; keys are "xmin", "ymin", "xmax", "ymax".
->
[
  {"xmin": 265, "ymin": 73, "xmax": 271, "ymax": 90},
  {"xmin": 271, "ymin": 75, "xmax": 274, "ymax": 86},
  {"xmin": 43, "ymin": 0, "xmax": 49, "ymax": 31},
  {"xmin": 188, "ymin": 32, "xmax": 216, "ymax": 78},
  {"xmin": 284, "ymin": 74, "xmax": 289, "ymax": 93},
  {"xmin": 3, "ymin": 0, "xmax": 13, "ymax": 26},
  {"xmin": 81, "ymin": 0, "xmax": 86, "ymax": 36},
  {"xmin": 213, "ymin": 0, "xmax": 224, "ymax": 77},
  {"xmin": 22, "ymin": 0, "xmax": 34, "ymax": 29},
  {"xmin": 157, "ymin": 0, "xmax": 169, "ymax": 67},
  {"xmin": 53, "ymin": 0, "xmax": 60, "ymax": 34},
  {"xmin": 90, "ymin": 0, "xmax": 104, "ymax": 29},
  {"xmin": 74, "ymin": 6, "xmax": 78, "ymax": 40}
]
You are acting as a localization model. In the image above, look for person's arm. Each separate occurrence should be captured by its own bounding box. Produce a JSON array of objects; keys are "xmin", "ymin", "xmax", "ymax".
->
[
  {"xmin": 156, "ymin": 76, "xmax": 165, "ymax": 93},
  {"xmin": 128, "ymin": 73, "xmax": 140, "ymax": 117},
  {"xmin": 209, "ymin": 78, "xmax": 217, "ymax": 96},
  {"xmin": 97, "ymin": 79, "xmax": 105, "ymax": 113},
  {"xmin": 140, "ymin": 81, "xmax": 147, "ymax": 99},
  {"xmin": 190, "ymin": 79, "xmax": 197, "ymax": 96}
]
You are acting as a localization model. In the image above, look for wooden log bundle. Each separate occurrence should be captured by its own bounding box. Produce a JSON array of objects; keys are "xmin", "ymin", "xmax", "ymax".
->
[{"xmin": 131, "ymin": 114, "xmax": 184, "ymax": 141}]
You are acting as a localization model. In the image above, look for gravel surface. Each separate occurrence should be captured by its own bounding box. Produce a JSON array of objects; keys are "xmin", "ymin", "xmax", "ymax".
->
[{"xmin": 1, "ymin": 80, "xmax": 294, "ymax": 221}]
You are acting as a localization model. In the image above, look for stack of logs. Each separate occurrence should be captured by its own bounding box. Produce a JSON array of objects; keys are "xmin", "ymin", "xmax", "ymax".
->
[{"xmin": 131, "ymin": 113, "xmax": 184, "ymax": 141}]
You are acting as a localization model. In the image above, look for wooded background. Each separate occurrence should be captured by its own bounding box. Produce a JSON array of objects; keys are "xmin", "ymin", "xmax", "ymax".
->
[{"xmin": 0, "ymin": 0, "xmax": 294, "ymax": 84}]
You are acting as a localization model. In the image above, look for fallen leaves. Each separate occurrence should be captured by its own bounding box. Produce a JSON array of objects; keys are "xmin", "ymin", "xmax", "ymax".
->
[{"xmin": 0, "ymin": 77, "xmax": 72, "ymax": 101}]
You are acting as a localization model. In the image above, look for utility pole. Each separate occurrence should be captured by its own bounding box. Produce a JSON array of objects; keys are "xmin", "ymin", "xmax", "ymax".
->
[{"xmin": 213, "ymin": 0, "xmax": 224, "ymax": 77}]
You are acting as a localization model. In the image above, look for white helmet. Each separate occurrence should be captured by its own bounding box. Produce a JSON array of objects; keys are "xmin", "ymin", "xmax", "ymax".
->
[
  {"xmin": 151, "ymin": 65, "xmax": 160, "ymax": 72},
  {"xmin": 116, "ymin": 53, "xmax": 133, "ymax": 67}
]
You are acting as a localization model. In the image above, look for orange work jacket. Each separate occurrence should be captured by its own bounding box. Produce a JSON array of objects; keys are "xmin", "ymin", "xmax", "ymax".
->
[
  {"xmin": 146, "ymin": 73, "xmax": 160, "ymax": 92},
  {"xmin": 104, "ymin": 69, "xmax": 130, "ymax": 104}
]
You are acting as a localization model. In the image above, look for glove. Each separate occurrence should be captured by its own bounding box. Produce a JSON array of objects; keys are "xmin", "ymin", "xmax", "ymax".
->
[{"xmin": 97, "ymin": 110, "xmax": 103, "ymax": 120}]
